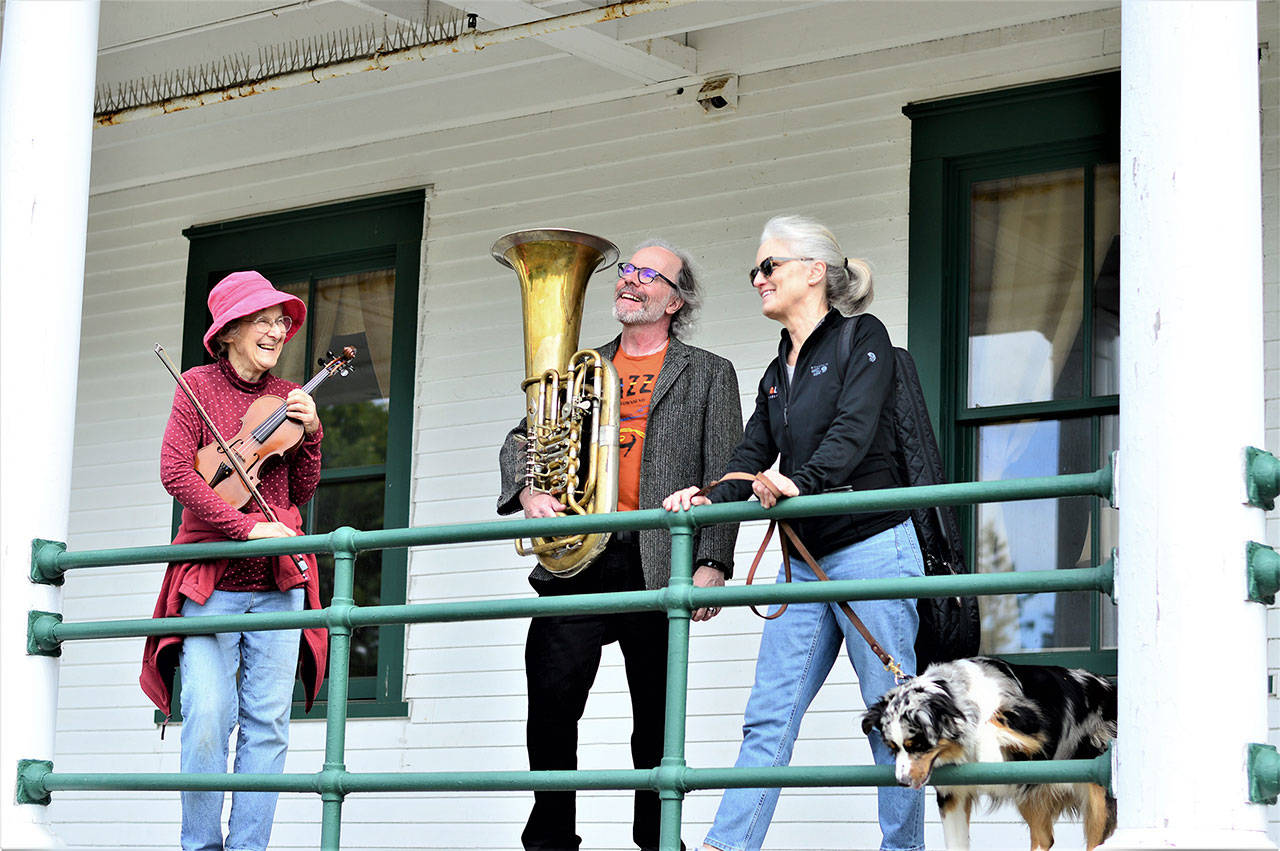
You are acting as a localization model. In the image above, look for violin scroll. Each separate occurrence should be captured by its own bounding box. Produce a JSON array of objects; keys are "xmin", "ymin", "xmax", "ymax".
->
[{"xmin": 319, "ymin": 346, "xmax": 358, "ymax": 378}]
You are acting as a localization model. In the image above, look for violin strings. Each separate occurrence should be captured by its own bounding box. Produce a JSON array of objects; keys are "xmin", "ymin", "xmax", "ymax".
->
[{"xmin": 247, "ymin": 354, "xmax": 348, "ymax": 444}]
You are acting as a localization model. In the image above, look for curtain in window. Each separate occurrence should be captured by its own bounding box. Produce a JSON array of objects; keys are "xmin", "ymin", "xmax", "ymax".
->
[{"xmin": 309, "ymin": 270, "xmax": 395, "ymax": 401}]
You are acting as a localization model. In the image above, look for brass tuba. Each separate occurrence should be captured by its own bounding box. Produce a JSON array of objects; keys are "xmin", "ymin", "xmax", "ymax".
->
[{"xmin": 493, "ymin": 228, "xmax": 621, "ymax": 578}]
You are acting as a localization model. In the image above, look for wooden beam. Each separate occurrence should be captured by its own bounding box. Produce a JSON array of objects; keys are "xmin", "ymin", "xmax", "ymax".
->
[{"xmin": 466, "ymin": 0, "xmax": 696, "ymax": 83}]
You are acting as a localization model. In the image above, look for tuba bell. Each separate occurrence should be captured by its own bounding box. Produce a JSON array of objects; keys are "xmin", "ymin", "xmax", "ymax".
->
[{"xmin": 493, "ymin": 228, "xmax": 621, "ymax": 578}]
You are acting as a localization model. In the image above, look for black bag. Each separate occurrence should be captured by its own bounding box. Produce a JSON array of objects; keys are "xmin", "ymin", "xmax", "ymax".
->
[
  {"xmin": 889, "ymin": 347, "xmax": 981, "ymax": 670},
  {"xmin": 838, "ymin": 319, "xmax": 980, "ymax": 671}
]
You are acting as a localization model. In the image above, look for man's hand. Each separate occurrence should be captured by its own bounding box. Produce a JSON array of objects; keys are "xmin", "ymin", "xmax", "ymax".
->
[
  {"xmin": 691, "ymin": 563, "xmax": 725, "ymax": 622},
  {"xmin": 663, "ymin": 485, "xmax": 709, "ymax": 512},
  {"xmin": 519, "ymin": 487, "xmax": 566, "ymax": 519}
]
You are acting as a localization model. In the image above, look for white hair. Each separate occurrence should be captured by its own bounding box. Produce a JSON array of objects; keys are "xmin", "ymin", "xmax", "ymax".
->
[{"xmin": 760, "ymin": 215, "xmax": 873, "ymax": 315}]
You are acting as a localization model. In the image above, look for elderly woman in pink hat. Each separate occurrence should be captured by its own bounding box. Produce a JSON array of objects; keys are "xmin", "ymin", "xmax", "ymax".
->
[{"xmin": 141, "ymin": 271, "xmax": 329, "ymax": 851}]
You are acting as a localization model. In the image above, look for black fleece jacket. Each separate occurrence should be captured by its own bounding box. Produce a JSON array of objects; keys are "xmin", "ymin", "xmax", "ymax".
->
[{"xmin": 708, "ymin": 308, "xmax": 906, "ymax": 558}]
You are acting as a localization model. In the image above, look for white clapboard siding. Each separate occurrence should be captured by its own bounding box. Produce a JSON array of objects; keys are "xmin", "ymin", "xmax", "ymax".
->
[{"xmin": 50, "ymin": 4, "xmax": 1280, "ymax": 849}]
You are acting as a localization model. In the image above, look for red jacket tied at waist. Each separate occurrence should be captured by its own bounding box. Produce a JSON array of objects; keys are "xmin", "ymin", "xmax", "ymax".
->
[{"xmin": 139, "ymin": 504, "xmax": 329, "ymax": 717}]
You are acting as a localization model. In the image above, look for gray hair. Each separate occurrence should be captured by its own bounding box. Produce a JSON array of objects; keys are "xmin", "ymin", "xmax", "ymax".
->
[
  {"xmin": 214, "ymin": 320, "xmax": 242, "ymax": 358},
  {"xmin": 633, "ymin": 237, "xmax": 702, "ymax": 339},
  {"xmin": 760, "ymin": 215, "xmax": 873, "ymax": 316}
]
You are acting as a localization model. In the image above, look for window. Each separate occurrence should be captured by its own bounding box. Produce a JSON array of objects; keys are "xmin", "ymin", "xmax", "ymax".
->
[
  {"xmin": 180, "ymin": 190, "xmax": 424, "ymax": 716},
  {"xmin": 905, "ymin": 74, "xmax": 1119, "ymax": 672}
]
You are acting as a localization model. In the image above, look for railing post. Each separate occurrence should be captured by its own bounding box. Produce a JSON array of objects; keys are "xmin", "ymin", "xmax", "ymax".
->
[
  {"xmin": 319, "ymin": 528, "xmax": 358, "ymax": 850},
  {"xmin": 0, "ymin": 1, "xmax": 99, "ymax": 846},
  {"xmin": 1113, "ymin": 2, "xmax": 1273, "ymax": 848},
  {"xmin": 659, "ymin": 521, "xmax": 695, "ymax": 850}
]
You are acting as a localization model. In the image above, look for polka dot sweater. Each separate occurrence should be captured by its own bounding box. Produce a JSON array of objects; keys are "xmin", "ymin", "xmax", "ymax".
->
[{"xmin": 160, "ymin": 357, "xmax": 323, "ymax": 590}]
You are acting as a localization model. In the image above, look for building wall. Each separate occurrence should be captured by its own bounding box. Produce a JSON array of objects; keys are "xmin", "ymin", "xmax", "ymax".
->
[
  {"xmin": 1262, "ymin": 4, "xmax": 1280, "ymax": 846},
  {"xmin": 53, "ymin": 5, "xmax": 1280, "ymax": 849}
]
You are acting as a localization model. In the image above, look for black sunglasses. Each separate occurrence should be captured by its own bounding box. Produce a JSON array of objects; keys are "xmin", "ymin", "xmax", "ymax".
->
[
  {"xmin": 618, "ymin": 262, "xmax": 676, "ymax": 288},
  {"xmin": 748, "ymin": 256, "xmax": 813, "ymax": 285}
]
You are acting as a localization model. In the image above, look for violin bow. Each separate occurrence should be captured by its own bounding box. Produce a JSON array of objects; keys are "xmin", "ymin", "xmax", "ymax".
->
[{"xmin": 155, "ymin": 344, "xmax": 309, "ymax": 578}]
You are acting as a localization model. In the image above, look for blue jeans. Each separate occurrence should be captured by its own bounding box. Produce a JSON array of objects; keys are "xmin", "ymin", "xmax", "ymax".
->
[
  {"xmin": 704, "ymin": 519, "xmax": 925, "ymax": 851},
  {"xmin": 179, "ymin": 588, "xmax": 304, "ymax": 851}
]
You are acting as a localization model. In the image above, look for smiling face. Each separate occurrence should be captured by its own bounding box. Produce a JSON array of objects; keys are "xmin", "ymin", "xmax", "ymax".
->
[
  {"xmin": 751, "ymin": 238, "xmax": 826, "ymax": 323},
  {"xmin": 613, "ymin": 245, "xmax": 684, "ymax": 329},
  {"xmin": 221, "ymin": 305, "xmax": 287, "ymax": 382}
]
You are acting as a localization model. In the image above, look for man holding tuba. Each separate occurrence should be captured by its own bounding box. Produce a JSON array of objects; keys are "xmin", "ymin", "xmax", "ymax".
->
[{"xmin": 498, "ymin": 238, "xmax": 742, "ymax": 851}]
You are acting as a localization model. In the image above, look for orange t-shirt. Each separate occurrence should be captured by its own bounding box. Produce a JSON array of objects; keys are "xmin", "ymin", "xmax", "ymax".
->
[{"xmin": 613, "ymin": 343, "xmax": 667, "ymax": 512}]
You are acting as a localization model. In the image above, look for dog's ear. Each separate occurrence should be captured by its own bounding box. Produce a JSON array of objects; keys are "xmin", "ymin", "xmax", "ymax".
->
[
  {"xmin": 929, "ymin": 682, "xmax": 966, "ymax": 742},
  {"xmin": 936, "ymin": 710, "xmax": 965, "ymax": 743},
  {"xmin": 862, "ymin": 698, "xmax": 887, "ymax": 735}
]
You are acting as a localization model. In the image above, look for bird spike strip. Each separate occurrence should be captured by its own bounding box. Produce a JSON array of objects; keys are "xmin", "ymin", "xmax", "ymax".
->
[{"xmin": 94, "ymin": 4, "xmax": 471, "ymax": 116}]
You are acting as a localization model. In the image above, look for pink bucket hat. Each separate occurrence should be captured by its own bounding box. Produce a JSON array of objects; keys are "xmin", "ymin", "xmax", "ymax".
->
[{"xmin": 203, "ymin": 271, "xmax": 306, "ymax": 357}]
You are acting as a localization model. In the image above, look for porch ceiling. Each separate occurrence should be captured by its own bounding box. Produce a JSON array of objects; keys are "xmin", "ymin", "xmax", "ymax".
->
[{"xmin": 94, "ymin": 0, "xmax": 1118, "ymax": 124}]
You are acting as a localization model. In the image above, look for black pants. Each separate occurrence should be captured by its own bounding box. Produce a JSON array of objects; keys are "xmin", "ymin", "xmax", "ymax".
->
[{"xmin": 521, "ymin": 536, "xmax": 677, "ymax": 851}]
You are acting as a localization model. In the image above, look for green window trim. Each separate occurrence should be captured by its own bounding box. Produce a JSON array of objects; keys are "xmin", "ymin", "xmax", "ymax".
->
[
  {"xmin": 905, "ymin": 73, "xmax": 1119, "ymax": 674},
  {"xmin": 904, "ymin": 72, "xmax": 1119, "ymax": 447},
  {"xmin": 165, "ymin": 189, "xmax": 426, "ymax": 720}
]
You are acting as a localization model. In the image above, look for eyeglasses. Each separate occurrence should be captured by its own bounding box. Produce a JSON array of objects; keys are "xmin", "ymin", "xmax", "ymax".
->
[
  {"xmin": 244, "ymin": 315, "xmax": 293, "ymax": 334},
  {"xmin": 618, "ymin": 262, "xmax": 676, "ymax": 288},
  {"xmin": 748, "ymin": 256, "xmax": 813, "ymax": 285}
]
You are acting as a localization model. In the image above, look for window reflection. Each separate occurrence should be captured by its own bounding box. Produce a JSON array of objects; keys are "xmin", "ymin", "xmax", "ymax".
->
[
  {"xmin": 975, "ymin": 417, "xmax": 1094, "ymax": 653},
  {"xmin": 969, "ymin": 168, "xmax": 1086, "ymax": 407},
  {"xmin": 310, "ymin": 480, "xmax": 385, "ymax": 678},
  {"xmin": 1099, "ymin": 415, "xmax": 1118, "ymax": 648},
  {"xmin": 1093, "ymin": 164, "xmax": 1121, "ymax": 397}
]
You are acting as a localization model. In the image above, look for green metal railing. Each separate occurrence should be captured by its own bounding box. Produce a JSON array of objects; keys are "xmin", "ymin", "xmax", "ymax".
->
[{"xmin": 22, "ymin": 465, "xmax": 1114, "ymax": 850}]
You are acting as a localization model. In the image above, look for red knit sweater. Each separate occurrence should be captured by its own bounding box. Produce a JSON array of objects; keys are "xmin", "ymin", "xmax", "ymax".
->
[{"xmin": 160, "ymin": 358, "xmax": 323, "ymax": 588}]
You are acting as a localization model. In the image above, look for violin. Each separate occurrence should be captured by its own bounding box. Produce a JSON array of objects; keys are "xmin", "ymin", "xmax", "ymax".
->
[{"xmin": 195, "ymin": 346, "xmax": 357, "ymax": 509}]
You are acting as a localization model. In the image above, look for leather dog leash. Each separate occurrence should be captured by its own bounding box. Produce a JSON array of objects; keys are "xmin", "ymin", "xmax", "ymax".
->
[{"xmin": 699, "ymin": 472, "xmax": 908, "ymax": 681}]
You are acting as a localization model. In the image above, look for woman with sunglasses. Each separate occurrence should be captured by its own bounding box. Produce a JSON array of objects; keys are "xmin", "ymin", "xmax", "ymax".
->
[
  {"xmin": 664, "ymin": 216, "xmax": 925, "ymax": 851},
  {"xmin": 141, "ymin": 271, "xmax": 328, "ymax": 851}
]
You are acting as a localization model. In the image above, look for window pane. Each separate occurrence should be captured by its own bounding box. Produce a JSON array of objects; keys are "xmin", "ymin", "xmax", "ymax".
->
[
  {"xmin": 278, "ymin": 269, "xmax": 393, "ymax": 468},
  {"xmin": 274, "ymin": 269, "xmax": 395, "ymax": 682},
  {"xmin": 310, "ymin": 479, "xmax": 385, "ymax": 678},
  {"xmin": 1099, "ymin": 414, "xmax": 1118, "ymax": 648},
  {"xmin": 1093, "ymin": 164, "xmax": 1121, "ymax": 397},
  {"xmin": 968, "ymin": 168, "xmax": 1086, "ymax": 407},
  {"xmin": 271, "ymin": 275, "xmax": 312, "ymax": 385},
  {"xmin": 975, "ymin": 417, "xmax": 1094, "ymax": 653}
]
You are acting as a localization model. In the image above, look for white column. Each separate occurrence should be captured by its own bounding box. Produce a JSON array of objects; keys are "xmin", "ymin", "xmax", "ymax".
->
[
  {"xmin": 1110, "ymin": 1, "xmax": 1271, "ymax": 848},
  {"xmin": 0, "ymin": 1, "xmax": 100, "ymax": 847}
]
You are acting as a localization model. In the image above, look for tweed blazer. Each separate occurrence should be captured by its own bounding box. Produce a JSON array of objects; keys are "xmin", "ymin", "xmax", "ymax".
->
[{"xmin": 498, "ymin": 335, "xmax": 743, "ymax": 589}]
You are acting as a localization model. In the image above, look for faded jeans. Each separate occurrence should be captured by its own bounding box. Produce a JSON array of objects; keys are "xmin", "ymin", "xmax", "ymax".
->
[
  {"xmin": 179, "ymin": 588, "xmax": 303, "ymax": 851},
  {"xmin": 704, "ymin": 519, "xmax": 926, "ymax": 851}
]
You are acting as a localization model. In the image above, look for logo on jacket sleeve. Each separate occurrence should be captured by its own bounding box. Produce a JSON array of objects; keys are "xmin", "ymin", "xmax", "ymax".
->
[{"xmin": 867, "ymin": 351, "xmax": 877, "ymax": 363}]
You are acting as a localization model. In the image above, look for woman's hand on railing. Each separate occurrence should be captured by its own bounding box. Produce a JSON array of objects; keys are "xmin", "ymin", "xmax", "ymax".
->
[
  {"xmin": 663, "ymin": 485, "xmax": 708, "ymax": 512},
  {"xmin": 691, "ymin": 564, "xmax": 725, "ymax": 622},
  {"xmin": 248, "ymin": 521, "xmax": 298, "ymax": 539},
  {"xmin": 752, "ymin": 470, "xmax": 798, "ymax": 509}
]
